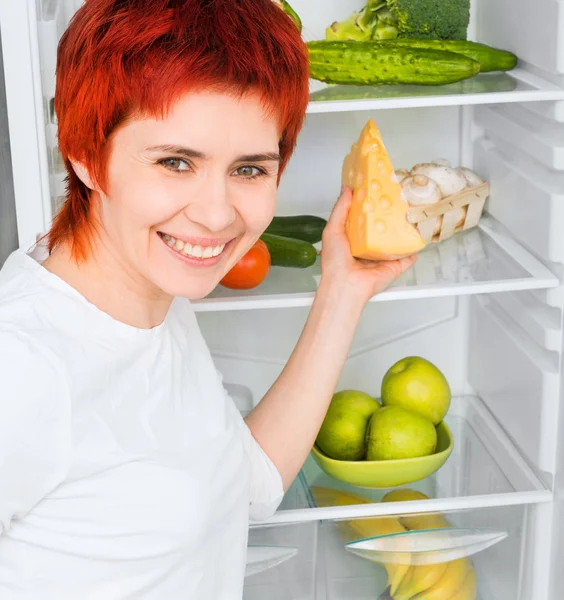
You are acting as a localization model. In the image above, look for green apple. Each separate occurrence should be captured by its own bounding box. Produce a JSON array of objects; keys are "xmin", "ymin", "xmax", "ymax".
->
[
  {"xmin": 365, "ymin": 406, "xmax": 437, "ymax": 461},
  {"xmin": 381, "ymin": 357, "xmax": 451, "ymax": 425},
  {"xmin": 315, "ymin": 390, "xmax": 380, "ymax": 461}
]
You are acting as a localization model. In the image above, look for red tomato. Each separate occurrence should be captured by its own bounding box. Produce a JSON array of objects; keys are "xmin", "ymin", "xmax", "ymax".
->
[{"xmin": 220, "ymin": 240, "xmax": 271, "ymax": 290}]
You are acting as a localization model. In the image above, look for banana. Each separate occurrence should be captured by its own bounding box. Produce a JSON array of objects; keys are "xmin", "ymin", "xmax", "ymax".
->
[
  {"xmin": 310, "ymin": 486, "xmax": 373, "ymax": 508},
  {"xmin": 346, "ymin": 514, "xmax": 411, "ymax": 596},
  {"xmin": 393, "ymin": 562, "xmax": 449, "ymax": 600},
  {"xmin": 410, "ymin": 558, "xmax": 472, "ymax": 600},
  {"xmin": 310, "ymin": 487, "xmax": 410, "ymax": 596},
  {"xmin": 450, "ymin": 565, "xmax": 478, "ymax": 600},
  {"xmin": 381, "ymin": 489, "xmax": 451, "ymax": 530}
]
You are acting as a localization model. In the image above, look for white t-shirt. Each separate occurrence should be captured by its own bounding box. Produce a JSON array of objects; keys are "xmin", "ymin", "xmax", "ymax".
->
[{"xmin": 0, "ymin": 249, "xmax": 284, "ymax": 599}]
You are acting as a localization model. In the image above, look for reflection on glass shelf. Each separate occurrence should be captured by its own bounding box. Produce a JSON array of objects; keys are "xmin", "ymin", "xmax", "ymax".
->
[
  {"xmin": 193, "ymin": 217, "xmax": 557, "ymax": 313},
  {"xmin": 245, "ymin": 546, "xmax": 299, "ymax": 578},
  {"xmin": 345, "ymin": 527, "xmax": 508, "ymax": 565},
  {"xmin": 269, "ymin": 397, "xmax": 549, "ymax": 524},
  {"xmin": 307, "ymin": 69, "xmax": 564, "ymax": 113}
]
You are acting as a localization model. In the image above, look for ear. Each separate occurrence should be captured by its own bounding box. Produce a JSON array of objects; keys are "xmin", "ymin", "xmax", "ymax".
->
[{"xmin": 70, "ymin": 159, "xmax": 97, "ymax": 191}]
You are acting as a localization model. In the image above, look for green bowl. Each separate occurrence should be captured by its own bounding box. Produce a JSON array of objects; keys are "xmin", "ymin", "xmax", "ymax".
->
[{"xmin": 310, "ymin": 421, "xmax": 453, "ymax": 489}]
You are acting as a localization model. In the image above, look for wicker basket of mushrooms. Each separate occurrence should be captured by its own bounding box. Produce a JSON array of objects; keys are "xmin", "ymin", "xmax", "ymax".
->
[{"xmin": 397, "ymin": 159, "xmax": 489, "ymax": 245}]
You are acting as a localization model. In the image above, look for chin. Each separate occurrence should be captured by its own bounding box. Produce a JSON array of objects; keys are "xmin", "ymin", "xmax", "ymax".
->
[{"xmin": 156, "ymin": 279, "xmax": 219, "ymax": 301}]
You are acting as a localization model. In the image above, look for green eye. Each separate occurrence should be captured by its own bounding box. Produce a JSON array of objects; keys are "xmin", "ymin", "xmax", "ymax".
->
[{"xmin": 234, "ymin": 165, "xmax": 267, "ymax": 179}]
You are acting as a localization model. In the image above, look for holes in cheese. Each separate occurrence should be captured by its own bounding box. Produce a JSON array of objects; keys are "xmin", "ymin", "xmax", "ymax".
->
[{"xmin": 342, "ymin": 119, "xmax": 426, "ymax": 261}]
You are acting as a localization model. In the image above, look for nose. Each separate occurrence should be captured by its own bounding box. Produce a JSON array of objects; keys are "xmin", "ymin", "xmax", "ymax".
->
[{"xmin": 183, "ymin": 179, "xmax": 237, "ymax": 233}]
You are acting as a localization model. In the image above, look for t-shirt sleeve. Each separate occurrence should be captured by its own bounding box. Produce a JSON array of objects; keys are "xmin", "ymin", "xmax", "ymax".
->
[
  {"xmin": 0, "ymin": 329, "xmax": 71, "ymax": 534},
  {"xmin": 237, "ymin": 412, "xmax": 285, "ymax": 522},
  {"xmin": 220, "ymin": 378, "xmax": 284, "ymax": 522}
]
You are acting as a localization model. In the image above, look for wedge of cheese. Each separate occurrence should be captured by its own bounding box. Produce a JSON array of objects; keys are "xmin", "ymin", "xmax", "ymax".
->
[{"xmin": 342, "ymin": 119, "xmax": 426, "ymax": 261}]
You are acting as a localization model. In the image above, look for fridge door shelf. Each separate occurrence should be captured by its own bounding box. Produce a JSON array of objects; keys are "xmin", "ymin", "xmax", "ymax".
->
[
  {"xmin": 474, "ymin": 137, "xmax": 564, "ymax": 264},
  {"xmin": 307, "ymin": 69, "xmax": 564, "ymax": 114},
  {"xmin": 469, "ymin": 295, "xmax": 561, "ymax": 475},
  {"xmin": 193, "ymin": 217, "xmax": 558, "ymax": 313},
  {"xmin": 265, "ymin": 396, "xmax": 550, "ymax": 526},
  {"xmin": 476, "ymin": 103, "xmax": 564, "ymax": 170}
]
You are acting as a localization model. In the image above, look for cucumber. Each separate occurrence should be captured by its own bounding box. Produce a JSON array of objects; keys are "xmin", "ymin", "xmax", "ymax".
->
[
  {"xmin": 266, "ymin": 215, "xmax": 327, "ymax": 244},
  {"xmin": 379, "ymin": 39, "xmax": 517, "ymax": 73},
  {"xmin": 260, "ymin": 233, "xmax": 318, "ymax": 268},
  {"xmin": 307, "ymin": 41, "xmax": 480, "ymax": 86}
]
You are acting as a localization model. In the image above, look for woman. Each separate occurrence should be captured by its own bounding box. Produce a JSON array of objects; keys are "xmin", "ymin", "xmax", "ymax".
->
[{"xmin": 0, "ymin": 0, "xmax": 416, "ymax": 598}]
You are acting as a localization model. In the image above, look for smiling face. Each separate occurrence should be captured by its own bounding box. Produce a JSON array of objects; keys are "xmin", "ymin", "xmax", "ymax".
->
[{"xmin": 85, "ymin": 90, "xmax": 281, "ymax": 300}]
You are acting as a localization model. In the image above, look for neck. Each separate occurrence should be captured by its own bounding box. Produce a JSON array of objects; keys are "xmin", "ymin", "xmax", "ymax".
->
[{"xmin": 42, "ymin": 236, "xmax": 173, "ymax": 330}]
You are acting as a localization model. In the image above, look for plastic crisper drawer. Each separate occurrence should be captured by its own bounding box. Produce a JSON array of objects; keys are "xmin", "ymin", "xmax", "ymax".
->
[
  {"xmin": 318, "ymin": 503, "xmax": 536, "ymax": 600},
  {"xmin": 475, "ymin": 103, "xmax": 564, "ymax": 170},
  {"xmin": 476, "ymin": 0, "xmax": 564, "ymax": 74},
  {"xmin": 473, "ymin": 137, "xmax": 564, "ymax": 264}
]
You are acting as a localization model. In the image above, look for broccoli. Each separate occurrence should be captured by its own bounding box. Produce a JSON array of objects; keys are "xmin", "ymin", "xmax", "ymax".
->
[
  {"xmin": 386, "ymin": 0, "xmax": 470, "ymax": 40},
  {"xmin": 326, "ymin": 0, "xmax": 470, "ymax": 42}
]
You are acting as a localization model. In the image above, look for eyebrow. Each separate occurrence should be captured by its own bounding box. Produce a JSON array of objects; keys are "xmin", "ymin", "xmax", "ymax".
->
[{"xmin": 145, "ymin": 145, "xmax": 281, "ymax": 163}]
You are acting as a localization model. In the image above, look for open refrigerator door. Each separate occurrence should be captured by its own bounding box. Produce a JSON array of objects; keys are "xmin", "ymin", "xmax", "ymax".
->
[{"xmin": 2, "ymin": 0, "xmax": 564, "ymax": 598}]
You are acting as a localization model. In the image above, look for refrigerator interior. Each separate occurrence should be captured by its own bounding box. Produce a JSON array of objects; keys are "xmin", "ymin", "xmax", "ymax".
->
[
  {"xmin": 0, "ymin": 29, "xmax": 17, "ymax": 265},
  {"xmin": 1, "ymin": 0, "xmax": 564, "ymax": 598}
]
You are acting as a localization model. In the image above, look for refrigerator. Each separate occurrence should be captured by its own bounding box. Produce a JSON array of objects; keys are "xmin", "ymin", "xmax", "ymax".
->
[{"xmin": 1, "ymin": 0, "xmax": 564, "ymax": 598}]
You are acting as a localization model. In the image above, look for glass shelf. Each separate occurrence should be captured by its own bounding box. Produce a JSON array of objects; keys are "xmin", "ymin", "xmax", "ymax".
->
[
  {"xmin": 265, "ymin": 396, "xmax": 550, "ymax": 526},
  {"xmin": 193, "ymin": 217, "xmax": 558, "ymax": 313},
  {"xmin": 307, "ymin": 70, "xmax": 564, "ymax": 114}
]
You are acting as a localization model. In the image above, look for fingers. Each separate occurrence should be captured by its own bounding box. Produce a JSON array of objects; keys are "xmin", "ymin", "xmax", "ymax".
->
[
  {"xmin": 397, "ymin": 253, "xmax": 418, "ymax": 272},
  {"xmin": 324, "ymin": 186, "xmax": 352, "ymax": 236},
  {"xmin": 358, "ymin": 253, "xmax": 418, "ymax": 269}
]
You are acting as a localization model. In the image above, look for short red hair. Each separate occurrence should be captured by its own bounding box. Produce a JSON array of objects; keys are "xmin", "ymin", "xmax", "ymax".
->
[{"xmin": 48, "ymin": 0, "xmax": 310, "ymax": 261}]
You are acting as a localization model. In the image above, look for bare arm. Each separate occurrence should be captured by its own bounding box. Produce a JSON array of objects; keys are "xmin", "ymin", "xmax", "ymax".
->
[{"xmin": 245, "ymin": 188, "xmax": 417, "ymax": 490}]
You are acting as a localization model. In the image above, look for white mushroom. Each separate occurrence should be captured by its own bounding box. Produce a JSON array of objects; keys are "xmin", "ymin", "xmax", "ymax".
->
[
  {"xmin": 394, "ymin": 168, "xmax": 410, "ymax": 183},
  {"xmin": 411, "ymin": 164, "xmax": 467, "ymax": 198},
  {"xmin": 401, "ymin": 175, "xmax": 443, "ymax": 207},
  {"xmin": 456, "ymin": 167, "xmax": 483, "ymax": 188},
  {"xmin": 431, "ymin": 158, "xmax": 452, "ymax": 167}
]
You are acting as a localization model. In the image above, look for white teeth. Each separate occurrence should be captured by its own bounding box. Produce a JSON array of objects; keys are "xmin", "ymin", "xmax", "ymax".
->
[{"xmin": 161, "ymin": 233, "xmax": 226, "ymax": 259}]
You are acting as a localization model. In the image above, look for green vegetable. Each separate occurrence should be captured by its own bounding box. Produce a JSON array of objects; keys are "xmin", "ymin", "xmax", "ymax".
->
[
  {"xmin": 307, "ymin": 41, "xmax": 480, "ymax": 86},
  {"xmin": 326, "ymin": 0, "xmax": 470, "ymax": 42},
  {"xmin": 265, "ymin": 215, "xmax": 327, "ymax": 244},
  {"xmin": 260, "ymin": 233, "xmax": 318, "ymax": 268},
  {"xmin": 273, "ymin": 0, "xmax": 302, "ymax": 33},
  {"xmin": 326, "ymin": 0, "xmax": 385, "ymax": 41},
  {"xmin": 383, "ymin": 39, "xmax": 517, "ymax": 72}
]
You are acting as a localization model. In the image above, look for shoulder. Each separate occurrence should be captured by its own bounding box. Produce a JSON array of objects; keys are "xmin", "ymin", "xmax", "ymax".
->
[
  {"xmin": 0, "ymin": 250, "xmax": 49, "ymax": 326},
  {"xmin": 0, "ymin": 327, "xmax": 72, "ymax": 530},
  {"xmin": 0, "ymin": 325, "xmax": 71, "ymax": 420}
]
